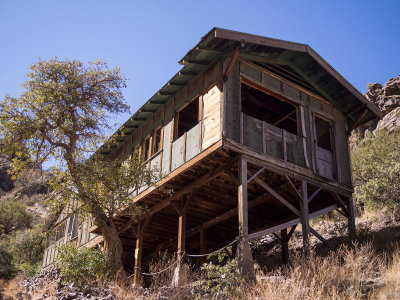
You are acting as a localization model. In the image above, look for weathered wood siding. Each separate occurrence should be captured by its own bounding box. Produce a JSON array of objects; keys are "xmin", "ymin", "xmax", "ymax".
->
[
  {"xmin": 224, "ymin": 59, "xmax": 352, "ymax": 185},
  {"xmin": 202, "ymin": 85, "xmax": 222, "ymax": 149}
]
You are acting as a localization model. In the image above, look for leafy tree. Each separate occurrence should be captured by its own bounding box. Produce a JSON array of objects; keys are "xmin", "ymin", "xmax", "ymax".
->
[
  {"xmin": 0, "ymin": 58, "xmax": 156, "ymax": 271},
  {"xmin": 0, "ymin": 199, "xmax": 33, "ymax": 235},
  {"xmin": 352, "ymin": 129, "xmax": 400, "ymax": 212}
]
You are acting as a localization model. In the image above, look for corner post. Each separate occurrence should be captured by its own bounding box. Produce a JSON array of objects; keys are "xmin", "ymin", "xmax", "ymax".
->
[
  {"xmin": 237, "ymin": 157, "xmax": 255, "ymax": 279},
  {"xmin": 300, "ymin": 181, "xmax": 310, "ymax": 254},
  {"xmin": 347, "ymin": 196, "xmax": 356, "ymax": 236}
]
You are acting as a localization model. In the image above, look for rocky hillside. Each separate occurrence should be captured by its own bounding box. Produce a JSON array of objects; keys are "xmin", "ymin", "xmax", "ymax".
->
[{"xmin": 360, "ymin": 76, "xmax": 400, "ymax": 133}]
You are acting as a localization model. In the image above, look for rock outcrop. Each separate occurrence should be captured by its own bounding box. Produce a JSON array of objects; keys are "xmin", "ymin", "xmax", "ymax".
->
[{"xmin": 359, "ymin": 76, "xmax": 400, "ymax": 134}]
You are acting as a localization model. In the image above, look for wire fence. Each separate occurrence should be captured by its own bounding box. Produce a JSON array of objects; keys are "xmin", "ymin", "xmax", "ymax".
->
[{"xmin": 130, "ymin": 239, "xmax": 237, "ymax": 277}]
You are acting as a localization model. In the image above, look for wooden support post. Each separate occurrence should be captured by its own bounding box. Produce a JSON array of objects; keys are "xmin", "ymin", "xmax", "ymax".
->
[
  {"xmin": 281, "ymin": 228, "xmax": 289, "ymax": 265},
  {"xmin": 133, "ymin": 235, "xmax": 143, "ymax": 285},
  {"xmin": 237, "ymin": 157, "xmax": 255, "ymax": 280},
  {"xmin": 347, "ymin": 196, "xmax": 356, "ymax": 236},
  {"xmin": 133, "ymin": 217, "xmax": 152, "ymax": 286},
  {"xmin": 299, "ymin": 181, "xmax": 310, "ymax": 254},
  {"xmin": 172, "ymin": 195, "xmax": 192, "ymax": 287},
  {"xmin": 177, "ymin": 210, "xmax": 187, "ymax": 254}
]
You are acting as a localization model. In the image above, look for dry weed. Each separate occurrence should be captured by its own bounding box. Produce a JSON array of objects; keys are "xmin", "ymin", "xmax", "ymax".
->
[{"xmin": 241, "ymin": 243, "xmax": 385, "ymax": 300}]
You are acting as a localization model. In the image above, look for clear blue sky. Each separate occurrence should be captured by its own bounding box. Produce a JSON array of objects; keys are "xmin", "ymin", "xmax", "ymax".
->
[{"xmin": 1, "ymin": 0, "xmax": 399, "ymax": 128}]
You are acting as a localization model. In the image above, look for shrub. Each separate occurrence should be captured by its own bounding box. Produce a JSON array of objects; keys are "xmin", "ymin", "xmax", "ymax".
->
[
  {"xmin": 56, "ymin": 245, "xmax": 111, "ymax": 287},
  {"xmin": 0, "ymin": 248, "xmax": 17, "ymax": 280},
  {"xmin": 351, "ymin": 130, "xmax": 400, "ymax": 213},
  {"xmin": 0, "ymin": 199, "xmax": 33, "ymax": 235},
  {"xmin": 8, "ymin": 226, "xmax": 45, "ymax": 275}
]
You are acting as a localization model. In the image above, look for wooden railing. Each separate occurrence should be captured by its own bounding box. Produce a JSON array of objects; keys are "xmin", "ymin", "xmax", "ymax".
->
[{"xmin": 242, "ymin": 113, "xmax": 307, "ymax": 168}]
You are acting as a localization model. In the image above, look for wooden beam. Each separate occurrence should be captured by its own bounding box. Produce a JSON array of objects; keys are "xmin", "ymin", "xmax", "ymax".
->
[
  {"xmin": 224, "ymin": 140, "xmax": 353, "ymax": 197},
  {"xmin": 247, "ymin": 167, "xmax": 265, "ymax": 184},
  {"xmin": 308, "ymin": 187, "xmax": 322, "ymax": 203},
  {"xmin": 253, "ymin": 177, "xmax": 300, "ymax": 216},
  {"xmin": 237, "ymin": 157, "xmax": 255, "ymax": 279},
  {"xmin": 223, "ymin": 46, "xmax": 241, "ymax": 81},
  {"xmin": 331, "ymin": 192, "xmax": 350, "ymax": 218},
  {"xmin": 246, "ymin": 204, "xmax": 338, "ymax": 241},
  {"xmin": 310, "ymin": 227, "xmax": 333, "ymax": 250},
  {"xmin": 284, "ymin": 175, "xmax": 303, "ymax": 201},
  {"xmin": 159, "ymin": 187, "xmax": 289, "ymax": 250},
  {"xmin": 347, "ymin": 196, "xmax": 356, "ymax": 236},
  {"xmin": 347, "ymin": 108, "xmax": 369, "ymax": 134},
  {"xmin": 238, "ymin": 157, "xmax": 249, "ymax": 237},
  {"xmin": 300, "ymin": 181, "xmax": 310, "ymax": 253}
]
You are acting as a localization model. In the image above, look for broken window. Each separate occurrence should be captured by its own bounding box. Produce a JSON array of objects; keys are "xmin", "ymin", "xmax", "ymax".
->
[
  {"xmin": 143, "ymin": 136, "xmax": 151, "ymax": 161},
  {"xmin": 152, "ymin": 127, "xmax": 162, "ymax": 153},
  {"xmin": 241, "ymin": 82, "xmax": 298, "ymax": 135},
  {"xmin": 315, "ymin": 117, "xmax": 333, "ymax": 151},
  {"xmin": 55, "ymin": 222, "xmax": 66, "ymax": 241},
  {"xmin": 175, "ymin": 97, "xmax": 199, "ymax": 139}
]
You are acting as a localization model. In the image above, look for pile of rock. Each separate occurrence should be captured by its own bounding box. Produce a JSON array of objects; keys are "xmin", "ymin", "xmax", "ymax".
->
[{"xmin": 18, "ymin": 268, "xmax": 115, "ymax": 300}]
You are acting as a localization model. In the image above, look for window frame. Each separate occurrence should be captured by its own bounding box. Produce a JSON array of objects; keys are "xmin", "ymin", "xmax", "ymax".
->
[{"xmin": 173, "ymin": 96, "xmax": 201, "ymax": 141}]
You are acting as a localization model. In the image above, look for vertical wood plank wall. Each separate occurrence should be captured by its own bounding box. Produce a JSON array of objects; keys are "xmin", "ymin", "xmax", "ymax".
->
[{"xmin": 224, "ymin": 59, "xmax": 352, "ymax": 185}]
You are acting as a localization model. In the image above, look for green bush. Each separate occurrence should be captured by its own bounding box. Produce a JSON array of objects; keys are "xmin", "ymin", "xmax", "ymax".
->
[
  {"xmin": 195, "ymin": 250, "xmax": 240, "ymax": 299},
  {"xmin": 9, "ymin": 226, "xmax": 44, "ymax": 275},
  {"xmin": 0, "ymin": 199, "xmax": 33, "ymax": 236},
  {"xmin": 351, "ymin": 130, "xmax": 400, "ymax": 212},
  {"xmin": 56, "ymin": 245, "xmax": 111, "ymax": 287},
  {"xmin": 0, "ymin": 248, "xmax": 17, "ymax": 279}
]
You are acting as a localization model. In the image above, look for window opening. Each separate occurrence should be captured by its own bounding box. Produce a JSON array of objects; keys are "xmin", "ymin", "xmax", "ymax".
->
[
  {"xmin": 241, "ymin": 83, "xmax": 298, "ymax": 135},
  {"xmin": 153, "ymin": 127, "xmax": 162, "ymax": 153},
  {"xmin": 176, "ymin": 97, "xmax": 199, "ymax": 139},
  {"xmin": 315, "ymin": 117, "xmax": 332, "ymax": 151},
  {"xmin": 55, "ymin": 222, "xmax": 66, "ymax": 241},
  {"xmin": 143, "ymin": 136, "xmax": 151, "ymax": 161}
]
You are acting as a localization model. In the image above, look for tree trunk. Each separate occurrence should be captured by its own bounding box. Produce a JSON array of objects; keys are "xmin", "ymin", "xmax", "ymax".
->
[{"xmin": 93, "ymin": 212, "xmax": 124, "ymax": 272}]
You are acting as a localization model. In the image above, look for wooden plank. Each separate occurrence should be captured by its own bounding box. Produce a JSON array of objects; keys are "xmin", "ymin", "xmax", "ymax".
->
[
  {"xmin": 161, "ymin": 120, "xmax": 173, "ymax": 176},
  {"xmin": 253, "ymin": 177, "xmax": 300, "ymax": 216},
  {"xmin": 300, "ymin": 181, "xmax": 310, "ymax": 252},
  {"xmin": 238, "ymin": 157, "xmax": 249, "ymax": 236},
  {"xmin": 202, "ymin": 85, "xmax": 222, "ymax": 150},
  {"xmin": 223, "ymin": 138, "xmax": 353, "ymax": 196},
  {"xmin": 186, "ymin": 122, "xmax": 201, "ymax": 161},
  {"xmin": 246, "ymin": 204, "xmax": 338, "ymax": 241},
  {"xmin": 223, "ymin": 58, "xmax": 241, "ymax": 142},
  {"xmin": 310, "ymin": 227, "xmax": 333, "ymax": 250},
  {"xmin": 171, "ymin": 134, "xmax": 186, "ymax": 171}
]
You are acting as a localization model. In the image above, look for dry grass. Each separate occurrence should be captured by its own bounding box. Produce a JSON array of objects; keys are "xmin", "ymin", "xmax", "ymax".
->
[
  {"xmin": 241, "ymin": 243, "xmax": 388, "ymax": 300},
  {"xmin": 375, "ymin": 249, "xmax": 400, "ymax": 299}
]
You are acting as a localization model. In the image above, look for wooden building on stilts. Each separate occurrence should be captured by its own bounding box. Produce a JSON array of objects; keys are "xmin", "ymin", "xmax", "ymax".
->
[{"xmin": 42, "ymin": 28, "xmax": 382, "ymax": 283}]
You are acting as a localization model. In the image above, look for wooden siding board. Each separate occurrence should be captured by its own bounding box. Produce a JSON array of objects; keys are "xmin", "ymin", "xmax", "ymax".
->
[
  {"xmin": 202, "ymin": 85, "xmax": 222, "ymax": 150},
  {"xmin": 161, "ymin": 120, "xmax": 173, "ymax": 176},
  {"xmin": 171, "ymin": 134, "xmax": 186, "ymax": 171},
  {"xmin": 223, "ymin": 59, "xmax": 240, "ymax": 142},
  {"xmin": 262, "ymin": 72, "xmax": 281, "ymax": 93},
  {"xmin": 335, "ymin": 110, "xmax": 352, "ymax": 185},
  {"xmin": 243, "ymin": 114, "xmax": 263, "ymax": 152},
  {"xmin": 150, "ymin": 153, "xmax": 162, "ymax": 174},
  {"xmin": 186, "ymin": 122, "xmax": 201, "ymax": 161}
]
